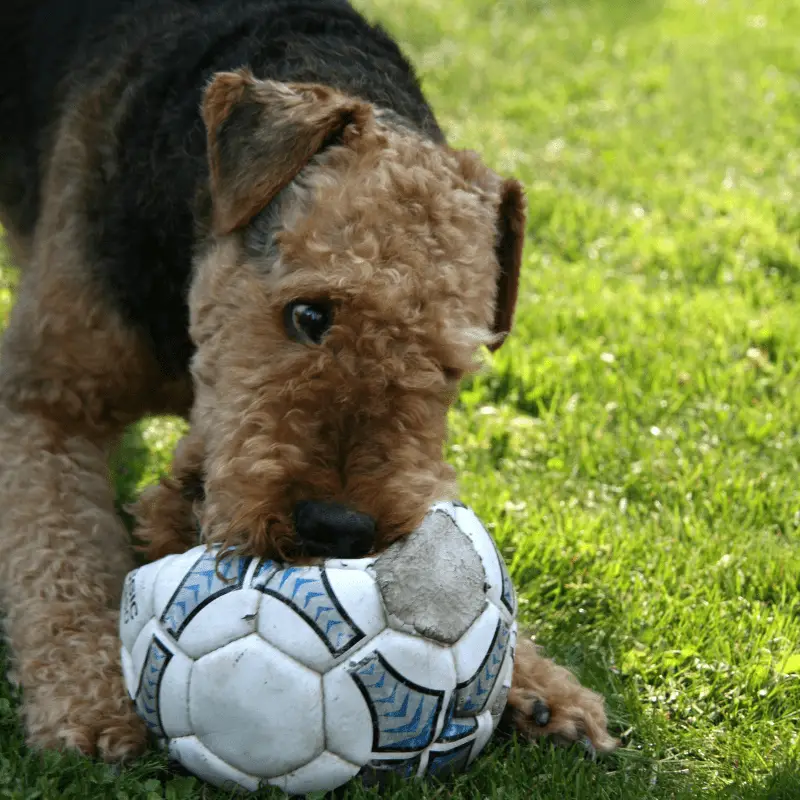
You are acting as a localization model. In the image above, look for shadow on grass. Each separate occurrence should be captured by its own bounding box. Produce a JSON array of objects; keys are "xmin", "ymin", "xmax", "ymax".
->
[{"xmin": 712, "ymin": 761, "xmax": 800, "ymax": 800}]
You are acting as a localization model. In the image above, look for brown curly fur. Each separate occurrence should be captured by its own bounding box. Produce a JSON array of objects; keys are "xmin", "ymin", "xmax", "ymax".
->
[
  {"xmin": 0, "ymin": 57, "xmax": 616, "ymax": 766},
  {"xmin": 185, "ymin": 71, "xmax": 517, "ymax": 562},
  {"xmin": 133, "ymin": 433, "xmax": 206, "ymax": 561},
  {"xmin": 0, "ymin": 92, "xmax": 191, "ymax": 759}
]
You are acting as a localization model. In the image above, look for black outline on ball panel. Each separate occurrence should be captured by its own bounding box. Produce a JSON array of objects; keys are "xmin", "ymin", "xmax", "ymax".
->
[
  {"xmin": 456, "ymin": 618, "xmax": 501, "ymax": 689},
  {"xmin": 134, "ymin": 635, "xmax": 173, "ymax": 738},
  {"xmin": 163, "ymin": 583, "xmax": 243, "ymax": 641},
  {"xmin": 425, "ymin": 740, "xmax": 474, "ymax": 779},
  {"xmin": 351, "ymin": 660, "xmax": 383, "ymax": 753},
  {"xmin": 492, "ymin": 540, "xmax": 516, "ymax": 615},
  {"xmin": 454, "ymin": 617, "xmax": 509, "ymax": 717},
  {"xmin": 349, "ymin": 651, "xmax": 446, "ymax": 754},
  {"xmin": 437, "ymin": 698, "xmax": 479, "ymax": 743},
  {"xmin": 258, "ymin": 568, "xmax": 366, "ymax": 657},
  {"xmin": 321, "ymin": 569, "xmax": 366, "ymax": 644},
  {"xmin": 160, "ymin": 552, "xmax": 252, "ymax": 641},
  {"xmin": 249, "ymin": 558, "xmax": 279, "ymax": 589},
  {"xmin": 358, "ymin": 752, "xmax": 423, "ymax": 787}
]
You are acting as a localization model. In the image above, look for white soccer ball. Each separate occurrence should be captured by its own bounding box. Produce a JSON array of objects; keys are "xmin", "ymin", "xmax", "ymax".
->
[{"xmin": 119, "ymin": 501, "xmax": 518, "ymax": 795}]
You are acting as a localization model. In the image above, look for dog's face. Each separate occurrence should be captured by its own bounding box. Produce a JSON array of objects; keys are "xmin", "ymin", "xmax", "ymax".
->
[{"xmin": 189, "ymin": 71, "xmax": 525, "ymax": 561}]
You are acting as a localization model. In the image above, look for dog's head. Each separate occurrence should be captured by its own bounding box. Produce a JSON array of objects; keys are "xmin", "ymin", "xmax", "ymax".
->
[{"xmin": 190, "ymin": 70, "xmax": 525, "ymax": 561}]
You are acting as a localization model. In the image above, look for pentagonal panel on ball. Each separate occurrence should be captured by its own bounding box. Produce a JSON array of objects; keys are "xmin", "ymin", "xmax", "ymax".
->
[
  {"xmin": 256, "ymin": 565, "xmax": 383, "ymax": 673},
  {"xmin": 268, "ymin": 751, "xmax": 360, "ymax": 795},
  {"xmin": 168, "ymin": 735, "xmax": 260, "ymax": 792},
  {"xmin": 372, "ymin": 508, "xmax": 486, "ymax": 645},
  {"xmin": 175, "ymin": 585, "xmax": 261, "ymax": 660},
  {"xmin": 190, "ymin": 633, "xmax": 324, "ymax": 778}
]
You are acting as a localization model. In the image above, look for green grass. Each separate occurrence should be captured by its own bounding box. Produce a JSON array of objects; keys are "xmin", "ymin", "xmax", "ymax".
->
[{"xmin": 2, "ymin": 0, "xmax": 800, "ymax": 796}]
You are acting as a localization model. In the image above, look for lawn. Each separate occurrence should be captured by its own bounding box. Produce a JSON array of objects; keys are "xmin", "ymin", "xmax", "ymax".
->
[{"xmin": 2, "ymin": 0, "xmax": 800, "ymax": 797}]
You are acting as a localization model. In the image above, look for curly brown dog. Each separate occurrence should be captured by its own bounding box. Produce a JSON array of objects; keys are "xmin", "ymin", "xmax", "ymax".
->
[{"xmin": 0, "ymin": 0, "xmax": 617, "ymax": 763}]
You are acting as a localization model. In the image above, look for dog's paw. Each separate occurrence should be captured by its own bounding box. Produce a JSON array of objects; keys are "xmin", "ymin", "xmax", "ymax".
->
[
  {"xmin": 506, "ymin": 638, "xmax": 619, "ymax": 754},
  {"xmin": 506, "ymin": 686, "xmax": 617, "ymax": 755},
  {"xmin": 45, "ymin": 708, "xmax": 148, "ymax": 763},
  {"xmin": 25, "ymin": 685, "xmax": 148, "ymax": 762},
  {"xmin": 19, "ymin": 622, "xmax": 149, "ymax": 762}
]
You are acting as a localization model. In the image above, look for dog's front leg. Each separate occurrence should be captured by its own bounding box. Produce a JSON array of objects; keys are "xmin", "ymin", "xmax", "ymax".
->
[
  {"xmin": 0, "ymin": 147, "xmax": 190, "ymax": 759},
  {"xmin": 0, "ymin": 399, "xmax": 150, "ymax": 760}
]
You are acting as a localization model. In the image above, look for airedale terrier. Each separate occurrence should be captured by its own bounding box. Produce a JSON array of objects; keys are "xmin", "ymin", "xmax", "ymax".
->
[{"xmin": 0, "ymin": 0, "xmax": 617, "ymax": 762}]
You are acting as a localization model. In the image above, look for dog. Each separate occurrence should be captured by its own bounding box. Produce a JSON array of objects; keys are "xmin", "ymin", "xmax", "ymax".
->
[{"xmin": 0, "ymin": 0, "xmax": 617, "ymax": 761}]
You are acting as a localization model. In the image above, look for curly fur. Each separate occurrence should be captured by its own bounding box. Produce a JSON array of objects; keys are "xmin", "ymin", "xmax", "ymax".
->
[
  {"xmin": 187, "ymin": 71, "xmax": 514, "ymax": 560},
  {"xmin": 0, "ymin": 0, "xmax": 616, "ymax": 763}
]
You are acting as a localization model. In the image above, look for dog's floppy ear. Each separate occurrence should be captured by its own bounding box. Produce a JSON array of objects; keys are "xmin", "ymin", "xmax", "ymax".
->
[
  {"xmin": 488, "ymin": 178, "xmax": 526, "ymax": 352},
  {"xmin": 452, "ymin": 149, "xmax": 527, "ymax": 351},
  {"xmin": 202, "ymin": 69, "xmax": 373, "ymax": 235}
]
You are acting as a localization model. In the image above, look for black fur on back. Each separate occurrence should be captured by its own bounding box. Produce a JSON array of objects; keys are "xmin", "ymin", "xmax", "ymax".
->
[{"xmin": 0, "ymin": 0, "xmax": 444, "ymax": 375}]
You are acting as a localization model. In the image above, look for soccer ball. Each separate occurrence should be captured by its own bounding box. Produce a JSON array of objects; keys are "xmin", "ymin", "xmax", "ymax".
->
[{"xmin": 119, "ymin": 501, "xmax": 518, "ymax": 795}]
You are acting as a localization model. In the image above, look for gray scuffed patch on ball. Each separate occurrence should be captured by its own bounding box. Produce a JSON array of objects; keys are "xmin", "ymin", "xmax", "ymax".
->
[{"xmin": 373, "ymin": 510, "xmax": 486, "ymax": 644}]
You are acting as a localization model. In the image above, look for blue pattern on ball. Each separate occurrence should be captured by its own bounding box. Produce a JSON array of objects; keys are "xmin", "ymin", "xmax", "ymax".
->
[
  {"xmin": 258, "ymin": 566, "xmax": 365, "ymax": 656},
  {"xmin": 436, "ymin": 699, "xmax": 479, "ymax": 743},
  {"xmin": 161, "ymin": 549, "xmax": 251, "ymax": 639},
  {"xmin": 250, "ymin": 558, "xmax": 279, "ymax": 590},
  {"xmin": 359, "ymin": 753, "xmax": 422, "ymax": 787},
  {"xmin": 134, "ymin": 635, "xmax": 172, "ymax": 738},
  {"xmin": 454, "ymin": 619, "xmax": 511, "ymax": 716},
  {"xmin": 426, "ymin": 741, "xmax": 474, "ymax": 779},
  {"xmin": 350, "ymin": 652, "xmax": 445, "ymax": 753}
]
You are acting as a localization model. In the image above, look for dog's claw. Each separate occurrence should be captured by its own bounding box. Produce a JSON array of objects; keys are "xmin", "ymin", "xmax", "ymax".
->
[
  {"xmin": 580, "ymin": 736, "xmax": 597, "ymax": 761},
  {"xmin": 531, "ymin": 698, "xmax": 551, "ymax": 727}
]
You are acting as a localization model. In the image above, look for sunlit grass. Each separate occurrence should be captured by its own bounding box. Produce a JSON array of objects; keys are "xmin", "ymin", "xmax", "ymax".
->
[{"xmin": 1, "ymin": 0, "xmax": 799, "ymax": 796}]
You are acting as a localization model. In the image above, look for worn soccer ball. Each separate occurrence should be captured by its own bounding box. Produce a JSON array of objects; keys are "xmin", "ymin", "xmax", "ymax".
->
[{"xmin": 119, "ymin": 501, "xmax": 518, "ymax": 795}]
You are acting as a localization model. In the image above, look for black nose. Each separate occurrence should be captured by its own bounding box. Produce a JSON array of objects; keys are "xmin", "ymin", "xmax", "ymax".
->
[{"xmin": 293, "ymin": 501, "xmax": 376, "ymax": 559}]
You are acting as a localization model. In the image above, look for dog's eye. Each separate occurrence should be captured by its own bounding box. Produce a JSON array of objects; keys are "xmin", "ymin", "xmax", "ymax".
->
[
  {"xmin": 284, "ymin": 301, "xmax": 333, "ymax": 345},
  {"xmin": 443, "ymin": 367, "xmax": 464, "ymax": 383}
]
